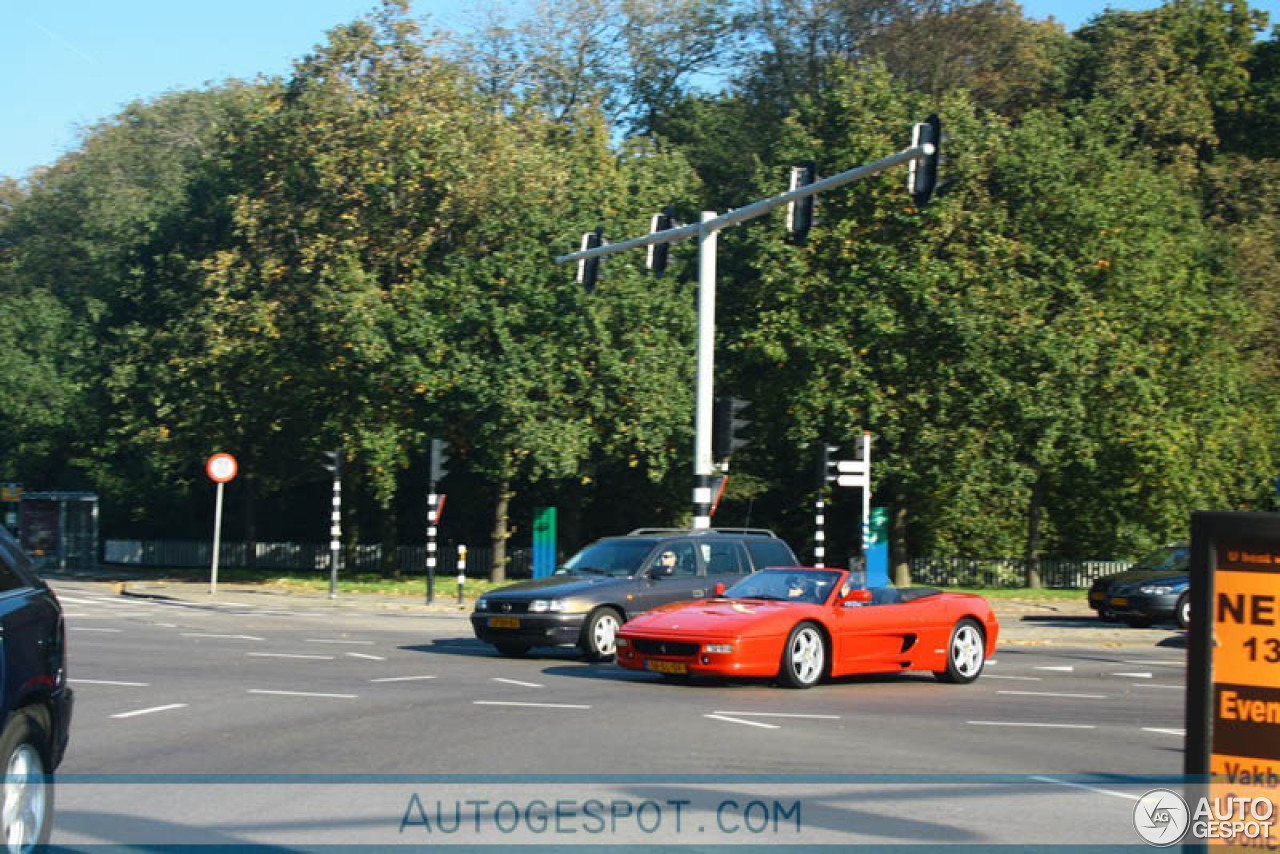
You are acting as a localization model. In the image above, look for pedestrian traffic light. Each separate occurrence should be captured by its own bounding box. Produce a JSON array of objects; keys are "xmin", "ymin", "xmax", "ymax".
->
[
  {"xmin": 322, "ymin": 448, "xmax": 343, "ymax": 478},
  {"xmin": 430, "ymin": 438, "xmax": 450, "ymax": 485},
  {"xmin": 786, "ymin": 162, "xmax": 816, "ymax": 246},
  {"xmin": 712, "ymin": 397, "xmax": 752, "ymax": 461},
  {"xmin": 577, "ymin": 227, "xmax": 604, "ymax": 292},
  {"xmin": 646, "ymin": 208, "xmax": 674, "ymax": 277},
  {"xmin": 816, "ymin": 443, "xmax": 839, "ymax": 490},
  {"xmin": 908, "ymin": 114, "xmax": 941, "ymax": 207}
]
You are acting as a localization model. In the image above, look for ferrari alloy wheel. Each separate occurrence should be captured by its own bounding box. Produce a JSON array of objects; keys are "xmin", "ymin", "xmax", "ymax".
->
[
  {"xmin": 779, "ymin": 622, "xmax": 825, "ymax": 689},
  {"xmin": 0, "ymin": 712, "xmax": 52, "ymax": 852},
  {"xmin": 935, "ymin": 619, "xmax": 985, "ymax": 684},
  {"xmin": 1176, "ymin": 594, "xmax": 1190, "ymax": 630},
  {"xmin": 582, "ymin": 608, "xmax": 622, "ymax": 660}
]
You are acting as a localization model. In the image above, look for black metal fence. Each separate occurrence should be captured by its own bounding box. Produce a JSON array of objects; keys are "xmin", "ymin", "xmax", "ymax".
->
[
  {"xmin": 104, "ymin": 539, "xmax": 1126, "ymax": 588},
  {"xmin": 103, "ymin": 540, "xmax": 534, "ymax": 579},
  {"xmin": 908, "ymin": 557, "xmax": 1132, "ymax": 589}
]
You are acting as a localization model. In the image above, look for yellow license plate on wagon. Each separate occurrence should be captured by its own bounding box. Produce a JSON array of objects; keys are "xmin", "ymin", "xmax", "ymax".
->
[
  {"xmin": 488, "ymin": 617, "xmax": 520, "ymax": 629},
  {"xmin": 646, "ymin": 660, "xmax": 688, "ymax": 675},
  {"xmin": 1110, "ymin": 597, "xmax": 1129, "ymax": 607}
]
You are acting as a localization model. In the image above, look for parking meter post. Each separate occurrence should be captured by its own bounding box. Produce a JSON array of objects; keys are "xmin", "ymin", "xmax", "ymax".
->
[{"xmin": 457, "ymin": 545, "xmax": 467, "ymax": 605}]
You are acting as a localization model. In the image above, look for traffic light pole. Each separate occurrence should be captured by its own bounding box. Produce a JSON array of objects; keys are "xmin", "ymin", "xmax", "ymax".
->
[{"xmin": 555, "ymin": 133, "xmax": 935, "ymax": 529}]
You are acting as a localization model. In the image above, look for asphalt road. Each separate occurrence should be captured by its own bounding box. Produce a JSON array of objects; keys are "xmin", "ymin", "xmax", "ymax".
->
[{"xmin": 49, "ymin": 579, "xmax": 1189, "ymax": 849}]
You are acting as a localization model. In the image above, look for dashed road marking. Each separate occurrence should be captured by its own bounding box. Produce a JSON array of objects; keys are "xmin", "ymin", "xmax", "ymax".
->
[
  {"xmin": 347, "ymin": 653, "xmax": 386, "ymax": 661},
  {"xmin": 248, "ymin": 689, "xmax": 358, "ymax": 699},
  {"xmin": 1111, "ymin": 672, "xmax": 1152, "ymax": 679},
  {"xmin": 247, "ymin": 652, "xmax": 334, "ymax": 660},
  {"xmin": 306, "ymin": 639, "xmax": 376, "ymax": 645},
  {"xmin": 1033, "ymin": 666, "xmax": 1075, "ymax": 672},
  {"xmin": 70, "ymin": 679, "xmax": 149, "ymax": 687},
  {"xmin": 71, "ymin": 627, "xmax": 123, "ymax": 633},
  {"xmin": 711, "ymin": 711, "xmax": 840, "ymax": 720},
  {"xmin": 968, "ymin": 721, "xmax": 1095, "ymax": 729},
  {"xmin": 704, "ymin": 714, "xmax": 780, "ymax": 730},
  {"xmin": 370, "ymin": 676, "xmax": 437, "ymax": 683},
  {"xmin": 182, "ymin": 633, "xmax": 264, "ymax": 641},
  {"xmin": 1142, "ymin": 727, "xmax": 1185, "ymax": 736},
  {"xmin": 984, "ymin": 675, "xmax": 1042, "ymax": 681},
  {"xmin": 111, "ymin": 704, "xmax": 187, "ymax": 719},
  {"xmin": 473, "ymin": 701, "xmax": 590, "ymax": 710},
  {"xmin": 1030, "ymin": 775, "xmax": 1140, "ymax": 801},
  {"xmin": 492, "ymin": 678, "xmax": 544, "ymax": 688},
  {"xmin": 997, "ymin": 690, "xmax": 1107, "ymax": 699}
]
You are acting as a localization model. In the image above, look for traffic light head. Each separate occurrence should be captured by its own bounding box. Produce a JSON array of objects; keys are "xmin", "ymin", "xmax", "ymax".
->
[
  {"xmin": 430, "ymin": 438, "xmax": 450, "ymax": 485},
  {"xmin": 816, "ymin": 443, "xmax": 839, "ymax": 490},
  {"xmin": 712, "ymin": 398, "xmax": 752, "ymax": 461},
  {"xmin": 908, "ymin": 114, "xmax": 941, "ymax": 207},
  {"xmin": 577, "ymin": 227, "xmax": 604, "ymax": 292},
  {"xmin": 322, "ymin": 448, "xmax": 343, "ymax": 478},
  {"xmin": 646, "ymin": 209, "xmax": 674, "ymax": 277},
  {"xmin": 787, "ymin": 162, "xmax": 816, "ymax": 246}
]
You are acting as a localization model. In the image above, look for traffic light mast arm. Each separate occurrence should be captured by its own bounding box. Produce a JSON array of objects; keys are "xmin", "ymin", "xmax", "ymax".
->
[{"xmin": 553, "ymin": 142, "xmax": 933, "ymax": 267}]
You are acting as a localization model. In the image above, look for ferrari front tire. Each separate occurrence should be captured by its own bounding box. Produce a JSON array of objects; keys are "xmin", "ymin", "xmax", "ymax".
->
[
  {"xmin": 935, "ymin": 619, "xmax": 985, "ymax": 684},
  {"xmin": 778, "ymin": 622, "xmax": 826, "ymax": 689}
]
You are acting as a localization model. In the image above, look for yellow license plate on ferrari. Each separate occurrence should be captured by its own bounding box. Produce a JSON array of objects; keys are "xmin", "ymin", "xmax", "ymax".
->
[
  {"xmin": 646, "ymin": 660, "xmax": 688, "ymax": 675},
  {"xmin": 1110, "ymin": 597, "xmax": 1129, "ymax": 607},
  {"xmin": 488, "ymin": 617, "xmax": 520, "ymax": 629}
]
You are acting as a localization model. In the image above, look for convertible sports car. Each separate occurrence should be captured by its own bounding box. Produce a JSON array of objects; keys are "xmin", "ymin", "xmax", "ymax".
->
[{"xmin": 615, "ymin": 567, "xmax": 998, "ymax": 689}]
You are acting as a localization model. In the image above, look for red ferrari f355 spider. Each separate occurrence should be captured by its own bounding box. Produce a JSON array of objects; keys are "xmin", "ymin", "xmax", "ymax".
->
[{"xmin": 615, "ymin": 567, "xmax": 998, "ymax": 688}]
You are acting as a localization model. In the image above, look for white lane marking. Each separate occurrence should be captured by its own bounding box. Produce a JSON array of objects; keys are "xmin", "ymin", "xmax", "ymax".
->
[
  {"xmin": 153, "ymin": 623, "xmax": 178, "ymax": 628},
  {"xmin": 1142, "ymin": 727, "xmax": 1186, "ymax": 736},
  {"xmin": 967, "ymin": 721, "xmax": 1095, "ymax": 729},
  {"xmin": 704, "ymin": 714, "xmax": 780, "ymax": 730},
  {"xmin": 247, "ymin": 653, "xmax": 335, "ymax": 660},
  {"xmin": 1111, "ymin": 671, "xmax": 1152, "ymax": 679},
  {"xmin": 473, "ymin": 701, "xmax": 591, "ymax": 710},
  {"xmin": 1134, "ymin": 684, "xmax": 1183, "ymax": 690},
  {"xmin": 984, "ymin": 675, "xmax": 1043, "ymax": 682},
  {"xmin": 111, "ymin": 703, "xmax": 188, "ymax": 719},
  {"xmin": 71, "ymin": 627, "xmax": 123, "ymax": 633},
  {"xmin": 492, "ymin": 678, "xmax": 544, "ymax": 688},
  {"xmin": 182, "ymin": 633, "xmax": 264, "ymax": 641},
  {"xmin": 55, "ymin": 596, "xmax": 99, "ymax": 605},
  {"xmin": 70, "ymin": 679, "xmax": 150, "ymax": 687},
  {"xmin": 1123, "ymin": 659, "xmax": 1185, "ymax": 667},
  {"xmin": 998, "ymin": 690, "xmax": 1108, "ymax": 699},
  {"xmin": 1033, "ymin": 665, "xmax": 1074, "ymax": 672},
  {"xmin": 248, "ymin": 689, "xmax": 358, "ymax": 699},
  {"xmin": 1030, "ymin": 775, "xmax": 1141, "ymax": 802},
  {"xmin": 712, "ymin": 711, "xmax": 841, "ymax": 720},
  {"xmin": 305, "ymin": 639, "xmax": 376, "ymax": 645},
  {"xmin": 370, "ymin": 676, "xmax": 438, "ymax": 683},
  {"xmin": 347, "ymin": 653, "xmax": 386, "ymax": 661},
  {"xmin": 986, "ymin": 659, "xmax": 997, "ymax": 665}
]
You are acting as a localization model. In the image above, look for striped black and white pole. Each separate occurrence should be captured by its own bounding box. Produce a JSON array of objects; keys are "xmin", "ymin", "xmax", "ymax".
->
[
  {"xmin": 426, "ymin": 493, "xmax": 439, "ymax": 604},
  {"xmin": 456, "ymin": 544, "xmax": 467, "ymax": 605},
  {"xmin": 814, "ymin": 499, "xmax": 826, "ymax": 568},
  {"xmin": 328, "ymin": 474, "xmax": 341, "ymax": 600}
]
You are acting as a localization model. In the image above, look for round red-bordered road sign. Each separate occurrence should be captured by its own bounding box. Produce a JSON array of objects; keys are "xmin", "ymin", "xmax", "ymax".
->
[{"xmin": 206, "ymin": 453, "xmax": 239, "ymax": 483}]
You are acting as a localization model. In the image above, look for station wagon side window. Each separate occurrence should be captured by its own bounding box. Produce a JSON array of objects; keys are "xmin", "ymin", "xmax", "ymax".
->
[
  {"xmin": 650, "ymin": 542, "xmax": 698, "ymax": 577},
  {"xmin": 745, "ymin": 540, "xmax": 797, "ymax": 571},
  {"xmin": 702, "ymin": 541, "xmax": 750, "ymax": 575}
]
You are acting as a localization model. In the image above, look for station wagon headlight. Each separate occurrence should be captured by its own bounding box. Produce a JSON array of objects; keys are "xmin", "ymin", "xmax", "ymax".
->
[
  {"xmin": 529, "ymin": 599, "xmax": 570, "ymax": 613},
  {"xmin": 1139, "ymin": 585, "xmax": 1173, "ymax": 595},
  {"xmin": 703, "ymin": 644, "xmax": 734, "ymax": 654}
]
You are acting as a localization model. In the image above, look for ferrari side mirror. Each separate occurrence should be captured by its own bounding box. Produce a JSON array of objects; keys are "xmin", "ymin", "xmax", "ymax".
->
[
  {"xmin": 713, "ymin": 583, "xmax": 727, "ymax": 597},
  {"xmin": 840, "ymin": 589, "xmax": 873, "ymax": 607}
]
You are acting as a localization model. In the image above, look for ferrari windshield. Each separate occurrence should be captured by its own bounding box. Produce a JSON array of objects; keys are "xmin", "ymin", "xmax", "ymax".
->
[
  {"xmin": 725, "ymin": 569, "xmax": 842, "ymax": 605},
  {"xmin": 559, "ymin": 539, "xmax": 656, "ymax": 577}
]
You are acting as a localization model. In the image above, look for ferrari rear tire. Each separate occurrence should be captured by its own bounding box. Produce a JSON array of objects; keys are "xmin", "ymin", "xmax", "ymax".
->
[
  {"xmin": 935, "ymin": 619, "xmax": 985, "ymax": 684},
  {"xmin": 778, "ymin": 622, "xmax": 826, "ymax": 689}
]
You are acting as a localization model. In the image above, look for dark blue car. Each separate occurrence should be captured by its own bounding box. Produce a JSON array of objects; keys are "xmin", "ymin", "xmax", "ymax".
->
[
  {"xmin": 0, "ymin": 526, "xmax": 73, "ymax": 849},
  {"xmin": 1087, "ymin": 544, "xmax": 1190, "ymax": 629}
]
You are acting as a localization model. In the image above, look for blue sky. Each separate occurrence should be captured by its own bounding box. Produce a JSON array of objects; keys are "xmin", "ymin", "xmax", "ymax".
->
[{"xmin": 2, "ymin": 0, "xmax": 1276, "ymax": 180}]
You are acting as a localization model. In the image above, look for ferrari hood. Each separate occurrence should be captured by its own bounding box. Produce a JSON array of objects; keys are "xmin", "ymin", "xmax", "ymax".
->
[{"xmin": 622, "ymin": 598, "xmax": 807, "ymax": 636}]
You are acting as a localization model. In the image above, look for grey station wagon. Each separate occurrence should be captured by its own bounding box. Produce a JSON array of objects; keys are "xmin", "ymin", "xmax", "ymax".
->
[{"xmin": 470, "ymin": 528, "xmax": 800, "ymax": 659}]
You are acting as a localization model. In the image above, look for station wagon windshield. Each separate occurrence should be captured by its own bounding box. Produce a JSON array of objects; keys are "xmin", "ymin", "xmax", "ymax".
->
[{"xmin": 559, "ymin": 540, "xmax": 656, "ymax": 577}]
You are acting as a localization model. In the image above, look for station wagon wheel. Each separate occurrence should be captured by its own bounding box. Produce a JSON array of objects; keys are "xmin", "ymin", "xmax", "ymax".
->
[
  {"xmin": 935, "ymin": 619, "xmax": 985, "ymax": 684},
  {"xmin": 0, "ymin": 711, "xmax": 52, "ymax": 851},
  {"xmin": 582, "ymin": 608, "xmax": 622, "ymax": 661},
  {"xmin": 1176, "ymin": 594, "xmax": 1190, "ymax": 630},
  {"xmin": 778, "ymin": 622, "xmax": 825, "ymax": 689}
]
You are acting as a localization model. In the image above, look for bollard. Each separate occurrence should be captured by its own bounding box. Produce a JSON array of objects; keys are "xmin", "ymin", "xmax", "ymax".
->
[{"xmin": 457, "ymin": 544, "xmax": 467, "ymax": 605}]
